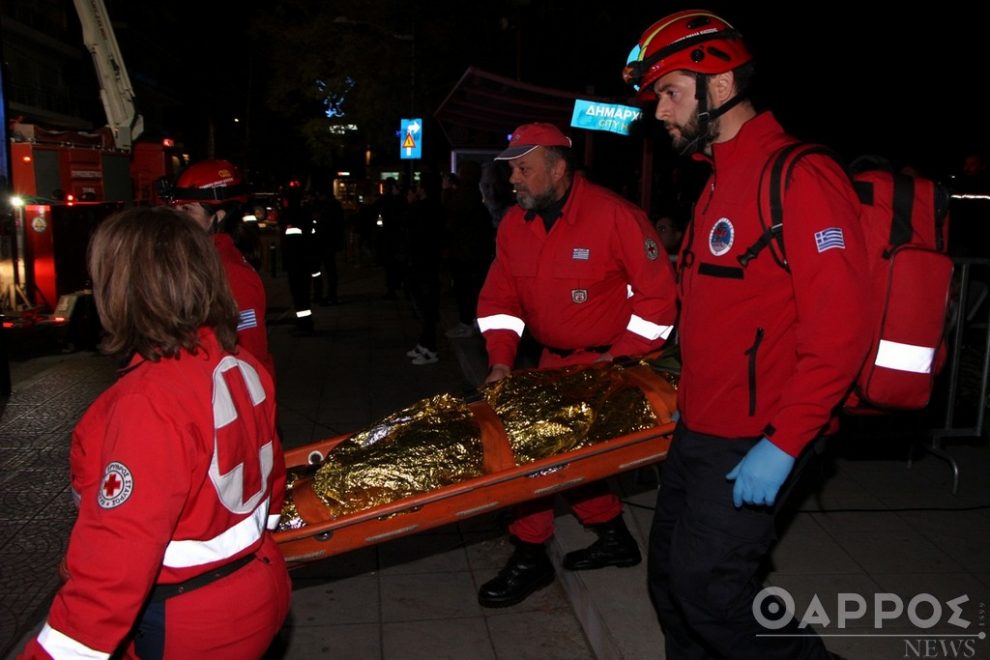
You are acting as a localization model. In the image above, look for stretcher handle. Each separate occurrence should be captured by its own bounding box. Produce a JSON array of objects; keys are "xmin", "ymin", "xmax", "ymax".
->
[
  {"xmin": 619, "ymin": 364, "xmax": 677, "ymax": 425},
  {"xmin": 467, "ymin": 398, "xmax": 516, "ymax": 473},
  {"xmin": 291, "ymin": 478, "xmax": 335, "ymax": 524}
]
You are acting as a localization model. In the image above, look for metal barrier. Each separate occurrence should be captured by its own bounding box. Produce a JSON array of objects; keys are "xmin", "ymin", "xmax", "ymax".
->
[{"xmin": 916, "ymin": 257, "xmax": 990, "ymax": 493}]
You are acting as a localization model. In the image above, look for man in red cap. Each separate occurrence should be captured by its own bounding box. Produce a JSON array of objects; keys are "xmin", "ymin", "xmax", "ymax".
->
[{"xmin": 475, "ymin": 122, "xmax": 678, "ymax": 607}]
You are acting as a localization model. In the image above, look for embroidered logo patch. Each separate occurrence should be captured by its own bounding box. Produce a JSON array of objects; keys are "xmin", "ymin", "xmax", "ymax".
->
[
  {"xmin": 98, "ymin": 461, "xmax": 134, "ymax": 509},
  {"xmin": 709, "ymin": 218, "xmax": 734, "ymax": 256},
  {"xmin": 815, "ymin": 227, "xmax": 846, "ymax": 253},
  {"xmin": 644, "ymin": 238, "xmax": 659, "ymax": 261},
  {"xmin": 572, "ymin": 247, "xmax": 590, "ymax": 260},
  {"xmin": 572, "ymin": 289, "xmax": 588, "ymax": 303}
]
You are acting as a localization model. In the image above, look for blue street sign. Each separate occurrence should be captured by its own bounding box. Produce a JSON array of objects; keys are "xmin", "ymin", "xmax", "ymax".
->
[
  {"xmin": 570, "ymin": 100, "xmax": 642, "ymax": 136},
  {"xmin": 400, "ymin": 118, "xmax": 422, "ymax": 160}
]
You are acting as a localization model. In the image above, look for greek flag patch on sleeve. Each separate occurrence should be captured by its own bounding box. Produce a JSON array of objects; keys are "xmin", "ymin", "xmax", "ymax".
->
[
  {"xmin": 814, "ymin": 227, "xmax": 845, "ymax": 253},
  {"xmin": 237, "ymin": 309, "xmax": 258, "ymax": 331}
]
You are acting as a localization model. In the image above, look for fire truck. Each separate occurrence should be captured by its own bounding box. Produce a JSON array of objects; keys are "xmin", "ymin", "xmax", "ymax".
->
[{"xmin": 2, "ymin": 0, "xmax": 184, "ymax": 333}]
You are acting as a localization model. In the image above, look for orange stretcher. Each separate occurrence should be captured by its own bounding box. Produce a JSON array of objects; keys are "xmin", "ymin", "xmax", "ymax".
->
[{"xmin": 274, "ymin": 363, "xmax": 677, "ymax": 568}]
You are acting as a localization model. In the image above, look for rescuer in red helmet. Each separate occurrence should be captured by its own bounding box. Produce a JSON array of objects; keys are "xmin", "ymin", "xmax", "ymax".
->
[
  {"xmin": 171, "ymin": 159, "xmax": 274, "ymax": 375},
  {"xmin": 624, "ymin": 10, "xmax": 870, "ymax": 658}
]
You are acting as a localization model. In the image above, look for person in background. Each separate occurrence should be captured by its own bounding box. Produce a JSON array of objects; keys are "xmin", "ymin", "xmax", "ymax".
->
[
  {"xmin": 475, "ymin": 122, "xmax": 678, "ymax": 608},
  {"xmin": 404, "ymin": 170, "xmax": 447, "ymax": 365},
  {"xmin": 279, "ymin": 182, "xmax": 317, "ymax": 333},
  {"xmin": 444, "ymin": 160, "xmax": 495, "ymax": 339},
  {"xmin": 376, "ymin": 177, "xmax": 407, "ymax": 300},
  {"xmin": 171, "ymin": 159, "xmax": 275, "ymax": 376},
  {"xmin": 653, "ymin": 212, "xmax": 684, "ymax": 256},
  {"xmin": 480, "ymin": 160, "xmax": 515, "ymax": 229},
  {"xmin": 624, "ymin": 10, "xmax": 869, "ymax": 657},
  {"xmin": 20, "ymin": 207, "xmax": 290, "ymax": 659},
  {"xmin": 310, "ymin": 187, "xmax": 346, "ymax": 306}
]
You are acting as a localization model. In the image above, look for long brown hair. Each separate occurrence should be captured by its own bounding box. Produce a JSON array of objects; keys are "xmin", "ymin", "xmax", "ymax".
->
[{"xmin": 88, "ymin": 207, "xmax": 238, "ymax": 360}]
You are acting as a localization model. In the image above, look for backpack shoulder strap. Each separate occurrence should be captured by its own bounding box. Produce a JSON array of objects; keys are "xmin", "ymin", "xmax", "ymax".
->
[{"xmin": 738, "ymin": 143, "xmax": 840, "ymax": 271}]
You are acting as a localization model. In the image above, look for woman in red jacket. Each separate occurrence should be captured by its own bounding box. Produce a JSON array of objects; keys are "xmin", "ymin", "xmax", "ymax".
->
[{"xmin": 21, "ymin": 207, "xmax": 290, "ymax": 659}]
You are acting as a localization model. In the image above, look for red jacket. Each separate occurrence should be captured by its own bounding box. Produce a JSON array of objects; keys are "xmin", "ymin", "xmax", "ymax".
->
[
  {"xmin": 677, "ymin": 112, "xmax": 870, "ymax": 455},
  {"xmin": 214, "ymin": 233, "xmax": 274, "ymax": 377},
  {"xmin": 478, "ymin": 174, "xmax": 677, "ymax": 369},
  {"xmin": 25, "ymin": 329, "xmax": 285, "ymax": 658}
]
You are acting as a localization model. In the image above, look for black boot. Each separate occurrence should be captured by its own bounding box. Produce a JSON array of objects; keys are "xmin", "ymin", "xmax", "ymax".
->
[
  {"xmin": 562, "ymin": 515, "xmax": 641, "ymax": 571},
  {"xmin": 477, "ymin": 539, "xmax": 555, "ymax": 608}
]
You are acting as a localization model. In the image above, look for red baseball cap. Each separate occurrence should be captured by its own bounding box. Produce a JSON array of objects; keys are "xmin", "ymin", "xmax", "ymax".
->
[{"xmin": 495, "ymin": 123, "xmax": 573, "ymax": 160}]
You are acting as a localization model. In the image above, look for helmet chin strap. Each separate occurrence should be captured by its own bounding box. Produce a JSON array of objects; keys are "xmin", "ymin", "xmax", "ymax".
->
[{"xmin": 678, "ymin": 74, "xmax": 748, "ymax": 155}]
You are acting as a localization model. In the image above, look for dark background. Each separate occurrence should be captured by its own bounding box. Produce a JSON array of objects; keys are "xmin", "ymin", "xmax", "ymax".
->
[{"xmin": 52, "ymin": 2, "xmax": 985, "ymax": 185}]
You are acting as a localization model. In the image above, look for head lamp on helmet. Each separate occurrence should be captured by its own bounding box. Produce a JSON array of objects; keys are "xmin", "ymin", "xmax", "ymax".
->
[
  {"xmin": 623, "ymin": 10, "xmax": 751, "ymax": 101},
  {"xmin": 169, "ymin": 159, "xmax": 249, "ymax": 207}
]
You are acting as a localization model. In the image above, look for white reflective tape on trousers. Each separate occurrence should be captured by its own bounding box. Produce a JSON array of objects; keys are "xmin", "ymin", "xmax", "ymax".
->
[
  {"xmin": 477, "ymin": 314, "xmax": 525, "ymax": 337},
  {"xmin": 627, "ymin": 314, "xmax": 673, "ymax": 341},
  {"xmin": 874, "ymin": 339, "xmax": 935, "ymax": 374}
]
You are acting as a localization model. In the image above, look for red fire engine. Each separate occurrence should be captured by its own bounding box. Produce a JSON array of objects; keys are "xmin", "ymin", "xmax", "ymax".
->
[{"xmin": 2, "ymin": 0, "xmax": 184, "ymax": 330}]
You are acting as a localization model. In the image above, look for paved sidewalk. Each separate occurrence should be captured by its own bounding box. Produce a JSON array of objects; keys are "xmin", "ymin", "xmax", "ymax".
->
[{"xmin": 2, "ymin": 256, "xmax": 989, "ymax": 659}]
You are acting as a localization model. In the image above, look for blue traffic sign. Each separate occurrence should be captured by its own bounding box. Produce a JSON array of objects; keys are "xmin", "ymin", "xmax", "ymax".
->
[{"xmin": 400, "ymin": 118, "xmax": 422, "ymax": 160}]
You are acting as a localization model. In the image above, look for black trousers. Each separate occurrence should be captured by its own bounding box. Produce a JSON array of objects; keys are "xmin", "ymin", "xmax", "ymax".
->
[{"xmin": 647, "ymin": 424, "xmax": 829, "ymax": 660}]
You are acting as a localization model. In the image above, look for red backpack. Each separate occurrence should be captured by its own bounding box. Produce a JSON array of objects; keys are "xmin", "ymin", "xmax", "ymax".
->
[{"xmin": 739, "ymin": 144, "xmax": 954, "ymax": 412}]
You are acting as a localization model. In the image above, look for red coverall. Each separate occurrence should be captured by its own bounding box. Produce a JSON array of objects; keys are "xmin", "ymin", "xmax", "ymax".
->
[
  {"xmin": 21, "ymin": 329, "xmax": 290, "ymax": 659},
  {"xmin": 477, "ymin": 174, "xmax": 678, "ymax": 542},
  {"xmin": 213, "ymin": 233, "xmax": 275, "ymax": 377}
]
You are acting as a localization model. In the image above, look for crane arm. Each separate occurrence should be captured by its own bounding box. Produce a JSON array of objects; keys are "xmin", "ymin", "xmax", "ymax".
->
[{"xmin": 72, "ymin": 0, "xmax": 144, "ymax": 150}]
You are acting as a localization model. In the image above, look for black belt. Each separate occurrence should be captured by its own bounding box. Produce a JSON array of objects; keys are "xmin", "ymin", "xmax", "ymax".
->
[
  {"xmin": 149, "ymin": 553, "xmax": 256, "ymax": 602},
  {"xmin": 544, "ymin": 344, "xmax": 611, "ymax": 358}
]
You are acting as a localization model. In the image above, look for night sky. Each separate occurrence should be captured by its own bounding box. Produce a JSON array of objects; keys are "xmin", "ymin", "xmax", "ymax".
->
[{"xmin": 99, "ymin": 2, "xmax": 979, "ymax": 180}]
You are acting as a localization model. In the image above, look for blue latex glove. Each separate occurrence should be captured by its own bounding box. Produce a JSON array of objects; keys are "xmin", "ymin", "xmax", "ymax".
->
[{"xmin": 725, "ymin": 438, "xmax": 795, "ymax": 508}]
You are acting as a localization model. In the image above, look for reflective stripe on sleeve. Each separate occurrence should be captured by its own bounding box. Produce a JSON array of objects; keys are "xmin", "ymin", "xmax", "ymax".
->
[
  {"xmin": 162, "ymin": 499, "xmax": 268, "ymax": 568},
  {"xmin": 285, "ymin": 227, "xmax": 303, "ymax": 235},
  {"xmin": 874, "ymin": 339, "xmax": 935, "ymax": 374},
  {"xmin": 477, "ymin": 314, "xmax": 525, "ymax": 337},
  {"xmin": 38, "ymin": 623, "xmax": 110, "ymax": 659},
  {"xmin": 627, "ymin": 314, "xmax": 673, "ymax": 341},
  {"xmin": 267, "ymin": 513, "xmax": 281, "ymax": 530}
]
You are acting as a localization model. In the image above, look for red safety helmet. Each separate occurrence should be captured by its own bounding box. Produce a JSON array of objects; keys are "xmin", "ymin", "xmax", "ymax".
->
[
  {"xmin": 170, "ymin": 159, "xmax": 249, "ymax": 206},
  {"xmin": 623, "ymin": 10, "xmax": 752, "ymax": 101}
]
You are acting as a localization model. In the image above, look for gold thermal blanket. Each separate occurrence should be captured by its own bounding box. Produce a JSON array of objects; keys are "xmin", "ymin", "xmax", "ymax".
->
[{"xmin": 279, "ymin": 362, "xmax": 672, "ymax": 530}]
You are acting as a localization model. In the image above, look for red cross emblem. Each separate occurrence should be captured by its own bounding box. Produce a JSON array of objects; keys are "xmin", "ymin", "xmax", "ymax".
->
[
  {"xmin": 97, "ymin": 462, "xmax": 133, "ymax": 509},
  {"xmin": 102, "ymin": 472, "xmax": 122, "ymax": 497}
]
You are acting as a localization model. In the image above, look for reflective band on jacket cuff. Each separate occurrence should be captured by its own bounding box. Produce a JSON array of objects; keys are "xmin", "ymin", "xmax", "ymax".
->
[
  {"xmin": 285, "ymin": 227, "xmax": 303, "ymax": 235},
  {"xmin": 874, "ymin": 339, "xmax": 935, "ymax": 374},
  {"xmin": 627, "ymin": 314, "xmax": 673, "ymax": 340},
  {"xmin": 38, "ymin": 623, "xmax": 110, "ymax": 659},
  {"xmin": 477, "ymin": 314, "xmax": 525, "ymax": 337},
  {"xmin": 296, "ymin": 309, "xmax": 312, "ymax": 318},
  {"xmin": 267, "ymin": 513, "xmax": 281, "ymax": 530}
]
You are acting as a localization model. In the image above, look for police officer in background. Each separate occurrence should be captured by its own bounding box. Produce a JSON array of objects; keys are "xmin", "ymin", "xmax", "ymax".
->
[{"xmin": 475, "ymin": 122, "xmax": 678, "ymax": 608}]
